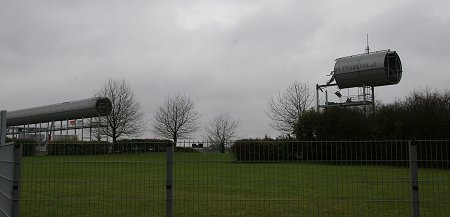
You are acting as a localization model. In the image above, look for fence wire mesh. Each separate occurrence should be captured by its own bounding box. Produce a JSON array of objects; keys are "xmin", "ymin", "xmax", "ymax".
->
[
  {"xmin": 416, "ymin": 140, "xmax": 450, "ymax": 216},
  {"xmin": 19, "ymin": 141, "xmax": 168, "ymax": 217},
  {"xmin": 10, "ymin": 140, "xmax": 450, "ymax": 216}
]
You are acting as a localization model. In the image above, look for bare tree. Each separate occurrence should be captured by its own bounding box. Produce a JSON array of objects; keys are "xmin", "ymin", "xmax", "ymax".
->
[
  {"xmin": 266, "ymin": 81, "xmax": 313, "ymax": 135},
  {"xmin": 95, "ymin": 79, "xmax": 145, "ymax": 143},
  {"xmin": 88, "ymin": 118, "xmax": 104, "ymax": 141},
  {"xmin": 204, "ymin": 113, "xmax": 239, "ymax": 153},
  {"xmin": 152, "ymin": 94, "xmax": 200, "ymax": 145}
]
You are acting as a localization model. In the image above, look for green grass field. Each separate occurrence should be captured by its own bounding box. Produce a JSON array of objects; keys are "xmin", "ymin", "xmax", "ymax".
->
[{"xmin": 20, "ymin": 153, "xmax": 449, "ymax": 217}]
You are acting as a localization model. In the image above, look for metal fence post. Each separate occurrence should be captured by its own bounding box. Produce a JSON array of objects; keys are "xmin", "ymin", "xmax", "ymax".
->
[
  {"xmin": 409, "ymin": 140, "xmax": 420, "ymax": 217},
  {"xmin": 12, "ymin": 143, "xmax": 22, "ymax": 217},
  {"xmin": 0, "ymin": 110, "xmax": 5, "ymax": 145},
  {"xmin": 166, "ymin": 141, "xmax": 174, "ymax": 217},
  {"xmin": 1, "ymin": 110, "xmax": 21, "ymax": 217}
]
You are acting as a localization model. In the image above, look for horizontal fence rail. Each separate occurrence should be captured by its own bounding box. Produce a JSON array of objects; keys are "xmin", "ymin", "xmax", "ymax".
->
[{"xmin": 4, "ymin": 140, "xmax": 449, "ymax": 216}]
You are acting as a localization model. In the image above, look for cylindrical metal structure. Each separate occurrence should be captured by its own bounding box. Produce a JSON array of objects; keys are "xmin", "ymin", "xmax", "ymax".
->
[
  {"xmin": 333, "ymin": 50, "xmax": 402, "ymax": 89},
  {"xmin": 6, "ymin": 98, "xmax": 112, "ymax": 126}
]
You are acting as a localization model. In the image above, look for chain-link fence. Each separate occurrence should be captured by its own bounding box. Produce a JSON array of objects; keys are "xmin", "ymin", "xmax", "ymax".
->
[{"xmin": 3, "ymin": 140, "xmax": 450, "ymax": 216}]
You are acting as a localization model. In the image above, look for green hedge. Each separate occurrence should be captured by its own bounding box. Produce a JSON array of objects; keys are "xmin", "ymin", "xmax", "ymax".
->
[
  {"xmin": 48, "ymin": 141, "xmax": 111, "ymax": 155},
  {"xmin": 47, "ymin": 139, "xmax": 175, "ymax": 155},
  {"xmin": 5, "ymin": 138, "xmax": 37, "ymax": 156},
  {"xmin": 113, "ymin": 139, "xmax": 171, "ymax": 153},
  {"xmin": 174, "ymin": 146, "xmax": 201, "ymax": 153},
  {"xmin": 113, "ymin": 139, "xmax": 200, "ymax": 153},
  {"xmin": 230, "ymin": 139, "xmax": 450, "ymax": 168}
]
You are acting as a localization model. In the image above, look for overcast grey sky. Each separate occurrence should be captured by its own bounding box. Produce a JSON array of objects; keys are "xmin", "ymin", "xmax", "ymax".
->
[{"xmin": 1, "ymin": 0, "xmax": 449, "ymax": 138}]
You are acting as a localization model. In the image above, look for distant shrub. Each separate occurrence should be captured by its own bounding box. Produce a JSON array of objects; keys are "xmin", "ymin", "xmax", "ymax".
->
[
  {"xmin": 8, "ymin": 139, "xmax": 37, "ymax": 156},
  {"xmin": 113, "ymin": 139, "xmax": 171, "ymax": 153},
  {"xmin": 230, "ymin": 138, "xmax": 300, "ymax": 162},
  {"xmin": 48, "ymin": 141, "xmax": 111, "ymax": 155},
  {"xmin": 295, "ymin": 89, "xmax": 450, "ymax": 140},
  {"xmin": 230, "ymin": 139, "xmax": 450, "ymax": 168},
  {"xmin": 174, "ymin": 146, "xmax": 201, "ymax": 153}
]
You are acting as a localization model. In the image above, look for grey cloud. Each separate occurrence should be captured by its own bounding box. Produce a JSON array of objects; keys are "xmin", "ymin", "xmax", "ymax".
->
[{"xmin": 1, "ymin": 0, "xmax": 449, "ymax": 138}]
